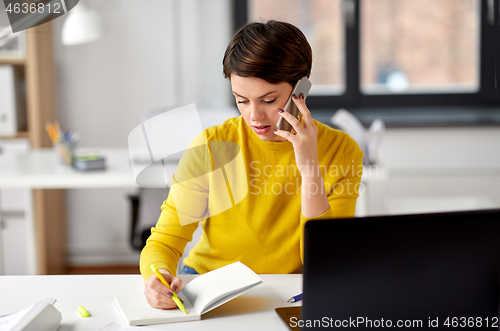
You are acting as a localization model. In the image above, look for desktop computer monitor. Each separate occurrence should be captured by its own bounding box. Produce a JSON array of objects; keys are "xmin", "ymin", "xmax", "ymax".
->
[{"xmin": 302, "ymin": 209, "xmax": 500, "ymax": 330}]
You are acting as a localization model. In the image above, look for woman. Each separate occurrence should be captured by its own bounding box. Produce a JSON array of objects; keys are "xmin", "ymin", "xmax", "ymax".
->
[{"xmin": 140, "ymin": 20, "xmax": 363, "ymax": 309}]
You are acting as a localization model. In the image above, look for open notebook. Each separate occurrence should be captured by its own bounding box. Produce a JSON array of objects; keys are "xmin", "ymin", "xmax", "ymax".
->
[{"xmin": 114, "ymin": 262, "xmax": 263, "ymax": 326}]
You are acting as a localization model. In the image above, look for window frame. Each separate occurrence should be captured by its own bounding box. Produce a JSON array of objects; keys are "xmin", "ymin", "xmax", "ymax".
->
[{"xmin": 234, "ymin": 0, "xmax": 500, "ymax": 120}]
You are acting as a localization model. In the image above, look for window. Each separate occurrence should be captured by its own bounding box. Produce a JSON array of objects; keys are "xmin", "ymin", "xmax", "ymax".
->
[
  {"xmin": 361, "ymin": 0, "xmax": 479, "ymax": 95},
  {"xmin": 248, "ymin": 0, "xmax": 344, "ymax": 95},
  {"xmin": 236, "ymin": 0, "xmax": 500, "ymax": 125}
]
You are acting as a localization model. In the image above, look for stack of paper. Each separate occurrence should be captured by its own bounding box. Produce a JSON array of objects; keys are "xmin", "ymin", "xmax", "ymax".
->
[{"xmin": 0, "ymin": 298, "xmax": 61, "ymax": 331}]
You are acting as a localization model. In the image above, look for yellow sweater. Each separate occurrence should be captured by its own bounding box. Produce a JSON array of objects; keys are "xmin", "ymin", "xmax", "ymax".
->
[{"xmin": 140, "ymin": 116, "xmax": 363, "ymax": 279}]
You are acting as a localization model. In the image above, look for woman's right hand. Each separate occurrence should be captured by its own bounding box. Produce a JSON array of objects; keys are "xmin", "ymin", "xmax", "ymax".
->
[{"xmin": 144, "ymin": 268, "xmax": 183, "ymax": 309}]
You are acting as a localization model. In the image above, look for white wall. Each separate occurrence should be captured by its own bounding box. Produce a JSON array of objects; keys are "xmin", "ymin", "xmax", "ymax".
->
[
  {"xmin": 54, "ymin": 0, "xmax": 232, "ymax": 148},
  {"xmin": 367, "ymin": 127, "xmax": 500, "ymax": 215},
  {"xmin": 378, "ymin": 127, "xmax": 500, "ymax": 173},
  {"xmin": 51, "ymin": 0, "xmax": 233, "ymax": 265}
]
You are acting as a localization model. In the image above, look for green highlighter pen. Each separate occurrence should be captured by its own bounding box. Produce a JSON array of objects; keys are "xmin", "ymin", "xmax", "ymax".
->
[{"xmin": 150, "ymin": 264, "xmax": 187, "ymax": 314}]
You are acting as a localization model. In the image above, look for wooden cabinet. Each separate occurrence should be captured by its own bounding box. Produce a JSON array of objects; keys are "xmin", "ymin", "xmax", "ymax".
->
[
  {"xmin": 1, "ymin": 21, "xmax": 66, "ymax": 275},
  {"xmin": 0, "ymin": 22, "xmax": 56, "ymax": 145}
]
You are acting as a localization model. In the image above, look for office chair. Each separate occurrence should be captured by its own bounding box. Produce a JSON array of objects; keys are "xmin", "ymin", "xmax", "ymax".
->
[
  {"xmin": 129, "ymin": 106, "xmax": 238, "ymax": 271},
  {"xmin": 129, "ymin": 188, "xmax": 169, "ymax": 251}
]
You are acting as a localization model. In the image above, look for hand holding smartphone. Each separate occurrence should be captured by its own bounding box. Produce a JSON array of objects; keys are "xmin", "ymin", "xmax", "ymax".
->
[{"xmin": 276, "ymin": 77, "xmax": 312, "ymax": 132}]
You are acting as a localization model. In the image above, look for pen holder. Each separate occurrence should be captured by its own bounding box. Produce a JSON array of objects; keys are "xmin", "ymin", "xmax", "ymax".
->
[{"xmin": 54, "ymin": 141, "xmax": 76, "ymax": 165}]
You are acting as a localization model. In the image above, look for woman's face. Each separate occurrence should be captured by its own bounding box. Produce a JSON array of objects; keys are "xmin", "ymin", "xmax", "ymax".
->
[{"xmin": 230, "ymin": 75, "xmax": 293, "ymax": 142}]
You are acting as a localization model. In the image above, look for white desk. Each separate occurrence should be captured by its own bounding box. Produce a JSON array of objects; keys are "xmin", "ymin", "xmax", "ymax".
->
[
  {"xmin": 0, "ymin": 274, "xmax": 301, "ymax": 331},
  {"xmin": 0, "ymin": 148, "xmax": 178, "ymax": 189},
  {"xmin": 0, "ymin": 148, "xmax": 177, "ymax": 275},
  {"xmin": 0, "ymin": 146, "xmax": 380, "ymax": 191}
]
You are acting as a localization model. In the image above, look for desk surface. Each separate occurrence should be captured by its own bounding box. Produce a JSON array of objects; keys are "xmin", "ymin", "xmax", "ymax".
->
[
  {"xmin": 0, "ymin": 147, "xmax": 381, "ymax": 189},
  {"xmin": 0, "ymin": 274, "xmax": 301, "ymax": 330},
  {"xmin": 0, "ymin": 148, "xmax": 178, "ymax": 189}
]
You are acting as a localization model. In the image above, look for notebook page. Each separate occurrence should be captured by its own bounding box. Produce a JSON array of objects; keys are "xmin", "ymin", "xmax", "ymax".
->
[
  {"xmin": 181, "ymin": 262, "xmax": 263, "ymax": 314},
  {"xmin": 199, "ymin": 283, "xmax": 260, "ymax": 314},
  {"xmin": 114, "ymin": 292, "xmax": 198, "ymax": 326}
]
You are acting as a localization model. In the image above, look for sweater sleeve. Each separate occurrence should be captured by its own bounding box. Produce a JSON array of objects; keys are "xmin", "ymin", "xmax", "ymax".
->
[
  {"xmin": 139, "ymin": 132, "xmax": 211, "ymax": 279},
  {"xmin": 298, "ymin": 134, "xmax": 364, "ymax": 262}
]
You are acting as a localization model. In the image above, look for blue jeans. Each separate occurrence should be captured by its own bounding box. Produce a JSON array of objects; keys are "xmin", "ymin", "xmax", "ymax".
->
[{"xmin": 180, "ymin": 265, "xmax": 199, "ymax": 275}]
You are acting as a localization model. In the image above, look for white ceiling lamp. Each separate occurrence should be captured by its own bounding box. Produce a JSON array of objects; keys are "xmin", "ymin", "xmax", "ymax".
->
[{"xmin": 61, "ymin": 1, "xmax": 105, "ymax": 46}]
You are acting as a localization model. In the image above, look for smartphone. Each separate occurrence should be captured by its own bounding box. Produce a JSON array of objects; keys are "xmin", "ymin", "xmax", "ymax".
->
[{"xmin": 277, "ymin": 77, "xmax": 312, "ymax": 132}]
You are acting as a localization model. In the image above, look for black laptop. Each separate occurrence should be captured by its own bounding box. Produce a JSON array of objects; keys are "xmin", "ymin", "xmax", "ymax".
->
[{"xmin": 301, "ymin": 209, "xmax": 500, "ymax": 330}]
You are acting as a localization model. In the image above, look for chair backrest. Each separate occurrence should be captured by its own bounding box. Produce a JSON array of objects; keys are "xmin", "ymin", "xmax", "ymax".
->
[
  {"xmin": 130, "ymin": 188, "xmax": 169, "ymax": 250},
  {"xmin": 130, "ymin": 106, "xmax": 239, "ymax": 271}
]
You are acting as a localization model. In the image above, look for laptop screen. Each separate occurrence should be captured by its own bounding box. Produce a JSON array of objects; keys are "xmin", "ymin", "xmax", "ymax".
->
[{"xmin": 302, "ymin": 209, "xmax": 500, "ymax": 330}]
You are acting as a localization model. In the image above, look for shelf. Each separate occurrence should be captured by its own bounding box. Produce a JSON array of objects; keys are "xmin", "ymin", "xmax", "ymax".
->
[
  {"xmin": 0, "ymin": 57, "xmax": 26, "ymax": 65},
  {"xmin": 0, "ymin": 131, "xmax": 29, "ymax": 140},
  {"xmin": 0, "ymin": 210, "xmax": 25, "ymax": 219}
]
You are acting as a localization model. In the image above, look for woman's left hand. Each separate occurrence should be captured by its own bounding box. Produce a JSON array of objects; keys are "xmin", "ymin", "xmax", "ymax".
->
[{"xmin": 273, "ymin": 93, "xmax": 319, "ymax": 177}]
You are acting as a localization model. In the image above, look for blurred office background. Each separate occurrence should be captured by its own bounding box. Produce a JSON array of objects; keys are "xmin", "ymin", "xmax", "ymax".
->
[{"xmin": 0, "ymin": 0, "xmax": 499, "ymax": 274}]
